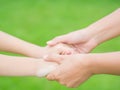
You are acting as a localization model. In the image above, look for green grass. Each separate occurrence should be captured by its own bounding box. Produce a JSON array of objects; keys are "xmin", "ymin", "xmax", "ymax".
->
[{"xmin": 0, "ymin": 0, "xmax": 120, "ymax": 90}]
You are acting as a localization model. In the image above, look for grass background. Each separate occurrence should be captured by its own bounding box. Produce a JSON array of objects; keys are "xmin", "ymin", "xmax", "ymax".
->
[{"xmin": 0, "ymin": 0, "xmax": 120, "ymax": 90}]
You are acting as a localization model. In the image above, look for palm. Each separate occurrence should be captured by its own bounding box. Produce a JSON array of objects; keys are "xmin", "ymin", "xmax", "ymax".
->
[{"xmin": 72, "ymin": 38, "xmax": 97, "ymax": 53}]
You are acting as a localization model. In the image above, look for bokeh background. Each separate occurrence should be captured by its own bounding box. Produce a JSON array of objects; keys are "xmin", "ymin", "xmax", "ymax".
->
[{"xmin": 0, "ymin": 0, "xmax": 120, "ymax": 90}]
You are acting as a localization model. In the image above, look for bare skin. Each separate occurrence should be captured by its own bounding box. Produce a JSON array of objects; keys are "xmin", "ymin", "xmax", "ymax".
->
[
  {"xmin": 0, "ymin": 31, "xmax": 77, "ymax": 58},
  {"xmin": 47, "ymin": 8, "xmax": 120, "ymax": 53},
  {"xmin": 45, "ymin": 8, "xmax": 120, "ymax": 88},
  {"xmin": 45, "ymin": 52, "xmax": 120, "ymax": 88},
  {"xmin": 0, "ymin": 54, "xmax": 58, "ymax": 76},
  {"xmin": 0, "ymin": 31, "xmax": 77, "ymax": 77}
]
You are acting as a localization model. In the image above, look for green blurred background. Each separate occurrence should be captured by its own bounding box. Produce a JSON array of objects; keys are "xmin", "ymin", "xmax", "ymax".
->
[{"xmin": 0, "ymin": 0, "xmax": 120, "ymax": 90}]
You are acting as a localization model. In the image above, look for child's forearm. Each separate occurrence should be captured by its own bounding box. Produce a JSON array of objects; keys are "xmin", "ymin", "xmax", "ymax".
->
[
  {"xmin": 0, "ymin": 31, "xmax": 45, "ymax": 58},
  {"xmin": 89, "ymin": 52, "xmax": 120, "ymax": 75},
  {"xmin": 0, "ymin": 55, "xmax": 38, "ymax": 76},
  {"xmin": 0, "ymin": 54, "xmax": 57, "ymax": 76},
  {"xmin": 86, "ymin": 8, "xmax": 120, "ymax": 45}
]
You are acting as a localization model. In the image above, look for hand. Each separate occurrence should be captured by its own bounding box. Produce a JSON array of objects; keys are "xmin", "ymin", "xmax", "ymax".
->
[
  {"xmin": 47, "ymin": 28, "xmax": 98, "ymax": 53},
  {"xmin": 44, "ymin": 54, "xmax": 94, "ymax": 88},
  {"xmin": 45, "ymin": 43, "xmax": 78, "ymax": 55},
  {"xmin": 29, "ymin": 43, "xmax": 78, "ymax": 58},
  {"xmin": 36, "ymin": 59, "xmax": 58, "ymax": 77},
  {"xmin": 47, "ymin": 9, "xmax": 120, "ymax": 53}
]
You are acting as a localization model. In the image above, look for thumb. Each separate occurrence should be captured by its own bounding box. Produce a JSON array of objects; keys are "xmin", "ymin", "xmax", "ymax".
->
[
  {"xmin": 44, "ymin": 54, "xmax": 64, "ymax": 64},
  {"xmin": 47, "ymin": 35, "xmax": 67, "ymax": 46}
]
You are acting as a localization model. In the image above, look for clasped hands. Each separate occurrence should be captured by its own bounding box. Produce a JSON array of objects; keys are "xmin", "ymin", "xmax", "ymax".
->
[
  {"xmin": 43, "ymin": 9, "xmax": 120, "ymax": 87},
  {"xmin": 0, "ymin": 9, "xmax": 119, "ymax": 88},
  {"xmin": 41, "ymin": 29, "xmax": 97, "ymax": 88}
]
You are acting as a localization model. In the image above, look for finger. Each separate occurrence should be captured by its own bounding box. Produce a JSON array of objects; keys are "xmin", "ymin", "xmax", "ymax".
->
[
  {"xmin": 47, "ymin": 35, "xmax": 67, "ymax": 46},
  {"xmin": 46, "ymin": 73, "xmax": 55, "ymax": 81},
  {"xmin": 62, "ymin": 51, "xmax": 71, "ymax": 55},
  {"xmin": 55, "ymin": 43, "xmax": 73, "ymax": 55},
  {"xmin": 44, "ymin": 54, "xmax": 63, "ymax": 64},
  {"xmin": 61, "ymin": 50, "xmax": 71, "ymax": 55},
  {"xmin": 46, "ymin": 69, "xmax": 61, "ymax": 81}
]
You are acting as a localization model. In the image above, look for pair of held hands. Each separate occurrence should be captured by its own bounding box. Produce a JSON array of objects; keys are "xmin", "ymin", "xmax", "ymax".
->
[
  {"xmin": 32, "ymin": 9, "xmax": 120, "ymax": 88},
  {"xmin": 41, "ymin": 28, "xmax": 98, "ymax": 88}
]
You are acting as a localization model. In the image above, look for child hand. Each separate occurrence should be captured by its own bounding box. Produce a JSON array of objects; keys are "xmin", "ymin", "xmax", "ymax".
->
[
  {"xmin": 36, "ymin": 59, "xmax": 58, "ymax": 77},
  {"xmin": 45, "ymin": 43, "xmax": 79, "ymax": 55}
]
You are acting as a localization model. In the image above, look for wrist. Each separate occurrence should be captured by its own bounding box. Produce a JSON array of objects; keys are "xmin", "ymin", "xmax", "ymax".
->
[
  {"xmin": 31, "ymin": 59, "xmax": 43, "ymax": 77},
  {"xmin": 87, "ymin": 54, "xmax": 104, "ymax": 75},
  {"xmin": 79, "ymin": 28, "xmax": 100, "ymax": 50},
  {"xmin": 77, "ymin": 54, "xmax": 96, "ymax": 75},
  {"xmin": 35, "ymin": 60, "xmax": 58, "ymax": 78},
  {"xmin": 79, "ymin": 54, "xmax": 101, "ymax": 75},
  {"xmin": 85, "ymin": 25, "xmax": 107, "ymax": 45},
  {"xmin": 23, "ymin": 44, "xmax": 46, "ymax": 58},
  {"xmin": 85, "ymin": 54, "xmax": 96, "ymax": 75}
]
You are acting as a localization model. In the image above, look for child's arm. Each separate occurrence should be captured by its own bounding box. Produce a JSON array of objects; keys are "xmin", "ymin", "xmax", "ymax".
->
[
  {"xmin": 0, "ymin": 54, "xmax": 57, "ymax": 77},
  {"xmin": 0, "ymin": 31, "xmax": 45, "ymax": 58},
  {"xmin": 0, "ymin": 31, "xmax": 77, "ymax": 58}
]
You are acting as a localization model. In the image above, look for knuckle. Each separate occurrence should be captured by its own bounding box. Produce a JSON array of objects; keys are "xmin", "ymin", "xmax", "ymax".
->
[
  {"xmin": 52, "ymin": 73, "xmax": 61, "ymax": 81},
  {"xmin": 52, "ymin": 74, "xmax": 57, "ymax": 79},
  {"xmin": 46, "ymin": 76, "xmax": 53, "ymax": 81},
  {"xmin": 48, "ymin": 74, "xmax": 56, "ymax": 80}
]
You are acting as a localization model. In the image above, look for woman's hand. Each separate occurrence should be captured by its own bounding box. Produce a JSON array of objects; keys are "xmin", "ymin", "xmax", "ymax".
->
[
  {"xmin": 47, "ymin": 28, "xmax": 98, "ymax": 53},
  {"xmin": 47, "ymin": 9, "xmax": 120, "ymax": 53},
  {"xmin": 45, "ymin": 52, "xmax": 120, "ymax": 88},
  {"xmin": 45, "ymin": 54, "xmax": 94, "ymax": 88}
]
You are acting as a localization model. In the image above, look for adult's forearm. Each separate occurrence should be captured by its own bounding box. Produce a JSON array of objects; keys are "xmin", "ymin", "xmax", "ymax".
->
[
  {"xmin": 89, "ymin": 52, "xmax": 120, "ymax": 75},
  {"xmin": 86, "ymin": 8, "xmax": 120, "ymax": 45}
]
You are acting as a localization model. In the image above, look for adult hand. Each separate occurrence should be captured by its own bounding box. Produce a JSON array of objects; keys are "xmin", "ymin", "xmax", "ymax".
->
[
  {"xmin": 47, "ymin": 28, "xmax": 98, "ymax": 53},
  {"xmin": 45, "ymin": 54, "xmax": 94, "ymax": 88},
  {"xmin": 47, "ymin": 9, "xmax": 120, "ymax": 54}
]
